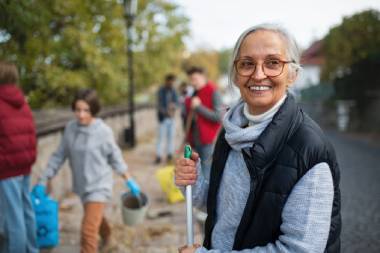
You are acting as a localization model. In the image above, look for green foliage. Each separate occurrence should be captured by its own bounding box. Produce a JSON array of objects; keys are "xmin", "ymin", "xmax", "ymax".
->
[
  {"xmin": 0, "ymin": 0, "xmax": 189, "ymax": 108},
  {"xmin": 182, "ymin": 49, "xmax": 220, "ymax": 83},
  {"xmin": 321, "ymin": 9, "xmax": 380, "ymax": 131},
  {"xmin": 322, "ymin": 9, "xmax": 380, "ymax": 81},
  {"xmin": 133, "ymin": 0, "xmax": 189, "ymax": 89},
  {"xmin": 334, "ymin": 53, "xmax": 380, "ymax": 109},
  {"xmin": 218, "ymin": 47, "xmax": 233, "ymax": 75}
]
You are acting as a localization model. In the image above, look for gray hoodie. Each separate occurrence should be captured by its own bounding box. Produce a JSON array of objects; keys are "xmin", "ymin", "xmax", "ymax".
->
[{"xmin": 39, "ymin": 119, "xmax": 127, "ymax": 203}]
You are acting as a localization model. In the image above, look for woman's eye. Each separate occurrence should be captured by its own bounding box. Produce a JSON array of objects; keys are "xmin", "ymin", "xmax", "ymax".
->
[
  {"xmin": 265, "ymin": 60, "xmax": 281, "ymax": 68},
  {"xmin": 241, "ymin": 61, "xmax": 255, "ymax": 68}
]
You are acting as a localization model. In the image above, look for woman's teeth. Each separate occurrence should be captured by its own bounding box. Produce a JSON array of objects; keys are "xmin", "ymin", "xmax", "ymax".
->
[{"xmin": 249, "ymin": 85, "xmax": 271, "ymax": 91}]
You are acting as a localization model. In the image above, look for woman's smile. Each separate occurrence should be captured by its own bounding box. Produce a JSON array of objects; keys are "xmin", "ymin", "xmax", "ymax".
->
[{"xmin": 246, "ymin": 84, "xmax": 273, "ymax": 96}]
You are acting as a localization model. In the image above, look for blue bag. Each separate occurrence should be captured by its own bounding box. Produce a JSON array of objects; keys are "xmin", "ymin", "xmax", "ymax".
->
[{"xmin": 31, "ymin": 185, "xmax": 59, "ymax": 248}]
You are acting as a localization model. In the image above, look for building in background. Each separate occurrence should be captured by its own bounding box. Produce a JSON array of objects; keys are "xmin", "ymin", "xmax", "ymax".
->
[{"xmin": 293, "ymin": 40, "xmax": 324, "ymax": 95}]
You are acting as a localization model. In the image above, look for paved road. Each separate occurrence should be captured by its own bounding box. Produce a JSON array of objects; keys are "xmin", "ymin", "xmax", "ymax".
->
[
  {"xmin": 302, "ymin": 102, "xmax": 380, "ymax": 252},
  {"xmin": 326, "ymin": 131, "xmax": 380, "ymax": 253}
]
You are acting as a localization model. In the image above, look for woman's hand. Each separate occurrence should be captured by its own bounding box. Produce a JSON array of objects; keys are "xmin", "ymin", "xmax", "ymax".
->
[
  {"xmin": 178, "ymin": 244, "xmax": 201, "ymax": 253},
  {"xmin": 175, "ymin": 151, "xmax": 199, "ymax": 186}
]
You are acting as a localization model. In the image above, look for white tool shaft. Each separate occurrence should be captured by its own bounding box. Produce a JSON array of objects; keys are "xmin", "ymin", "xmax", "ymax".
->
[{"xmin": 186, "ymin": 185, "xmax": 194, "ymax": 246}]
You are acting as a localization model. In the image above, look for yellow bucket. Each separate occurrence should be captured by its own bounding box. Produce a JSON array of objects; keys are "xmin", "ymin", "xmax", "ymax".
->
[{"xmin": 155, "ymin": 165, "xmax": 184, "ymax": 204}]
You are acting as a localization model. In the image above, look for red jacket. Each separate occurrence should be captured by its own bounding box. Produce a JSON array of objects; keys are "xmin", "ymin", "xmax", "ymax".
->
[
  {"xmin": 0, "ymin": 84, "xmax": 37, "ymax": 180},
  {"xmin": 185, "ymin": 82, "xmax": 221, "ymax": 145}
]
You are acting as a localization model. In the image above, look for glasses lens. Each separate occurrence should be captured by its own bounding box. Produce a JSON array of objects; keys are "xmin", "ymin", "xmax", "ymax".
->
[
  {"xmin": 235, "ymin": 59, "xmax": 288, "ymax": 77},
  {"xmin": 236, "ymin": 60, "xmax": 255, "ymax": 76},
  {"xmin": 263, "ymin": 59, "xmax": 283, "ymax": 76}
]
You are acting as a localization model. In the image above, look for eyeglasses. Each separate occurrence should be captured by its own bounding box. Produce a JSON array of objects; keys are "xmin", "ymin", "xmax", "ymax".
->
[{"xmin": 234, "ymin": 58, "xmax": 295, "ymax": 77}]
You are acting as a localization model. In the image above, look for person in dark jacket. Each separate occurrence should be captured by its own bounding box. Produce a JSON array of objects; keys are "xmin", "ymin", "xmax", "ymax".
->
[
  {"xmin": 155, "ymin": 74, "xmax": 179, "ymax": 164},
  {"xmin": 0, "ymin": 61, "xmax": 38, "ymax": 253},
  {"xmin": 175, "ymin": 24, "xmax": 341, "ymax": 253}
]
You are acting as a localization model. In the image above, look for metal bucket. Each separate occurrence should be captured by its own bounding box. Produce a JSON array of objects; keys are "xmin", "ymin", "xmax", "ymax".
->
[{"xmin": 121, "ymin": 192, "xmax": 148, "ymax": 226}]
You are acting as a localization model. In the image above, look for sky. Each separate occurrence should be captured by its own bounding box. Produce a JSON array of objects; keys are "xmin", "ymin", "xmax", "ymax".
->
[{"xmin": 175, "ymin": 0, "xmax": 380, "ymax": 51}]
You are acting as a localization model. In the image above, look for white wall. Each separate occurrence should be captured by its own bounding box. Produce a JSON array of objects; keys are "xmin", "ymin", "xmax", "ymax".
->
[{"xmin": 294, "ymin": 65, "xmax": 321, "ymax": 90}]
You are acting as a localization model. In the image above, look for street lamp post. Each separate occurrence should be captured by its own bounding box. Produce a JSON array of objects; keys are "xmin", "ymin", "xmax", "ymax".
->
[{"xmin": 124, "ymin": 0, "xmax": 138, "ymax": 148}]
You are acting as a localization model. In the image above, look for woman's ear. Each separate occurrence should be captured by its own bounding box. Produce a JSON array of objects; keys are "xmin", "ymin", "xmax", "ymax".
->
[{"xmin": 287, "ymin": 68, "xmax": 298, "ymax": 84}]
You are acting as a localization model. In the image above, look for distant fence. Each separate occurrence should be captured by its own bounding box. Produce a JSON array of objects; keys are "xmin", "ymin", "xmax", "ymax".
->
[{"xmin": 34, "ymin": 103, "xmax": 153, "ymax": 137}]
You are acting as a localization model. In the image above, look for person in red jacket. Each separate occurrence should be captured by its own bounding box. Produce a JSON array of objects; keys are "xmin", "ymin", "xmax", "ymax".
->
[
  {"xmin": 185, "ymin": 66, "xmax": 222, "ymax": 181},
  {"xmin": 0, "ymin": 61, "xmax": 38, "ymax": 253}
]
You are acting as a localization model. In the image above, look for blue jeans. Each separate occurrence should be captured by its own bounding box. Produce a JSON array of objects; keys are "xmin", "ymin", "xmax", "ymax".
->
[
  {"xmin": 156, "ymin": 118, "xmax": 175, "ymax": 158},
  {"xmin": 194, "ymin": 143, "xmax": 214, "ymax": 182},
  {"xmin": 0, "ymin": 175, "xmax": 38, "ymax": 253}
]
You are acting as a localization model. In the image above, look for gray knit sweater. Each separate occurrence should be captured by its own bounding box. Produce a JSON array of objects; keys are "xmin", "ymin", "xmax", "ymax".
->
[
  {"xmin": 39, "ymin": 119, "xmax": 128, "ymax": 203},
  {"xmin": 193, "ymin": 97, "xmax": 334, "ymax": 253}
]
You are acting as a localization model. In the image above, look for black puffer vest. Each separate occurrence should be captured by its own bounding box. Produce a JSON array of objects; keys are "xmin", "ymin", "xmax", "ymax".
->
[{"xmin": 203, "ymin": 96, "xmax": 341, "ymax": 252}]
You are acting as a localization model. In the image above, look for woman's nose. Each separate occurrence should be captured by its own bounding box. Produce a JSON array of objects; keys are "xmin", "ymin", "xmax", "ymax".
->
[{"xmin": 250, "ymin": 64, "xmax": 267, "ymax": 80}]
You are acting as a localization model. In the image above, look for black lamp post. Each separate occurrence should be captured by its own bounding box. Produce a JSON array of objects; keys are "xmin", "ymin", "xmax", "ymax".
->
[{"xmin": 124, "ymin": 0, "xmax": 138, "ymax": 148}]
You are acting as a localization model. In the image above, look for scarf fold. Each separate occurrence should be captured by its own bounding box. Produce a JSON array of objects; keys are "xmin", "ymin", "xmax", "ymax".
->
[{"xmin": 223, "ymin": 95, "xmax": 287, "ymax": 151}]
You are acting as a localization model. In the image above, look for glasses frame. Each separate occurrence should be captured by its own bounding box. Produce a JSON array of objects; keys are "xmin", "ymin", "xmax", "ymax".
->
[{"xmin": 234, "ymin": 58, "xmax": 295, "ymax": 78}]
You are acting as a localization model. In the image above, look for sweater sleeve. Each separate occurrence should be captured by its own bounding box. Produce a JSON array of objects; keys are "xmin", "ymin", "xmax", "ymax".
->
[
  {"xmin": 195, "ymin": 91, "xmax": 223, "ymax": 123},
  {"xmin": 195, "ymin": 162, "xmax": 334, "ymax": 253},
  {"xmin": 105, "ymin": 128, "xmax": 128, "ymax": 175},
  {"xmin": 39, "ymin": 130, "xmax": 68, "ymax": 185},
  {"xmin": 180, "ymin": 160, "xmax": 209, "ymax": 209}
]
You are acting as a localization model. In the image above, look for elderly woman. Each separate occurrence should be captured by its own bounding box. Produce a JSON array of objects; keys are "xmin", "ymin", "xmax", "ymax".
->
[{"xmin": 175, "ymin": 24, "xmax": 341, "ymax": 253}]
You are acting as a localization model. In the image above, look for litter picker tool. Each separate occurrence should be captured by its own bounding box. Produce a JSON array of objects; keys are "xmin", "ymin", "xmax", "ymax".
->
[{"xmin": 184, "ymin": 145, "xmax": 194, "ymax": 246}]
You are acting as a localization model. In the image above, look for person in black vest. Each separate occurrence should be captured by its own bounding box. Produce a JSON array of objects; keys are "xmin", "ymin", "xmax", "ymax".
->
[{"xmin": 175, "ymin": 23, "xmax": 341, "ymax": 253}]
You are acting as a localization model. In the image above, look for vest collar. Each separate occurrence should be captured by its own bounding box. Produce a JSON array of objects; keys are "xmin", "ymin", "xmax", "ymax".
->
[{"xmin": 243, "ymin": 94, "xmax": 302, "ymax": 171}]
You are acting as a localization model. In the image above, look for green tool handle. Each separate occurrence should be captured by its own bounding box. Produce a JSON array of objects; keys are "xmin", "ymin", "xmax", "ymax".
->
[
  {"xmin": 184, "ymin": 145, "xmax": 192, "ymax": 159},
  {"xmin": 184, "ymin": 145, "xmax": 194, "ymax": 246}
]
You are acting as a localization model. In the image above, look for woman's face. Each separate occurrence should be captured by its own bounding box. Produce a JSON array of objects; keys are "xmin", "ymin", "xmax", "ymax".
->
[
  {"xmin": 235, "ymin": 30, "xmax": 296, "ymax": 115},
  {"xmin": 74, "ymin": 100, "xmax": 94, "ymax": 125}
]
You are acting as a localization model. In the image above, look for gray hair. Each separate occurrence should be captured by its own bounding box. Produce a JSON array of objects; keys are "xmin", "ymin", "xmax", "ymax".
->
[{"xmin": 228, "ymin": 23, "xmax": 302, "ymax": 87}]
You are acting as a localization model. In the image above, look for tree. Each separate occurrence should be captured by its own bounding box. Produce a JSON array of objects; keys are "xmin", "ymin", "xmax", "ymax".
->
[
  {"xmin": 321, "ymin": 9, "xmax": 380, "ymax": 81},
  {"xmin": 334, "ymin": 53, "xmax": 380, "ymax": 112},
  {"xmin": 322, "ymin": 9, "xmax": 380, "ymax": 131},
  {"xmin": 0, "ymin": 0, "xmax": 189, "ymax": 108},
  {"xmin": 218, "ymin": 47, "xmax": 233, "ymax": 76},
  {"xmin": 182, "ymin": 49, "xmax": 220, "ymax": 83},
  {"xmin": 133, "ymin": 0, "xmax": 189, "ymax": 90}
]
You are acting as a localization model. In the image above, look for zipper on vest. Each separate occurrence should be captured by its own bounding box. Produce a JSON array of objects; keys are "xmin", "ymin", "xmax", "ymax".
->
[{"xmin": 234, "ymin": 147, "xmax": 270, "ymax": 249}]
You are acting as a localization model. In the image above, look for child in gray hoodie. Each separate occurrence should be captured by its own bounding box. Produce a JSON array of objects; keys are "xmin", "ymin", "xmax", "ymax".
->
[{"xmin": 37, "ymin": 89, "xmax": 140, "ymax": 253}]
